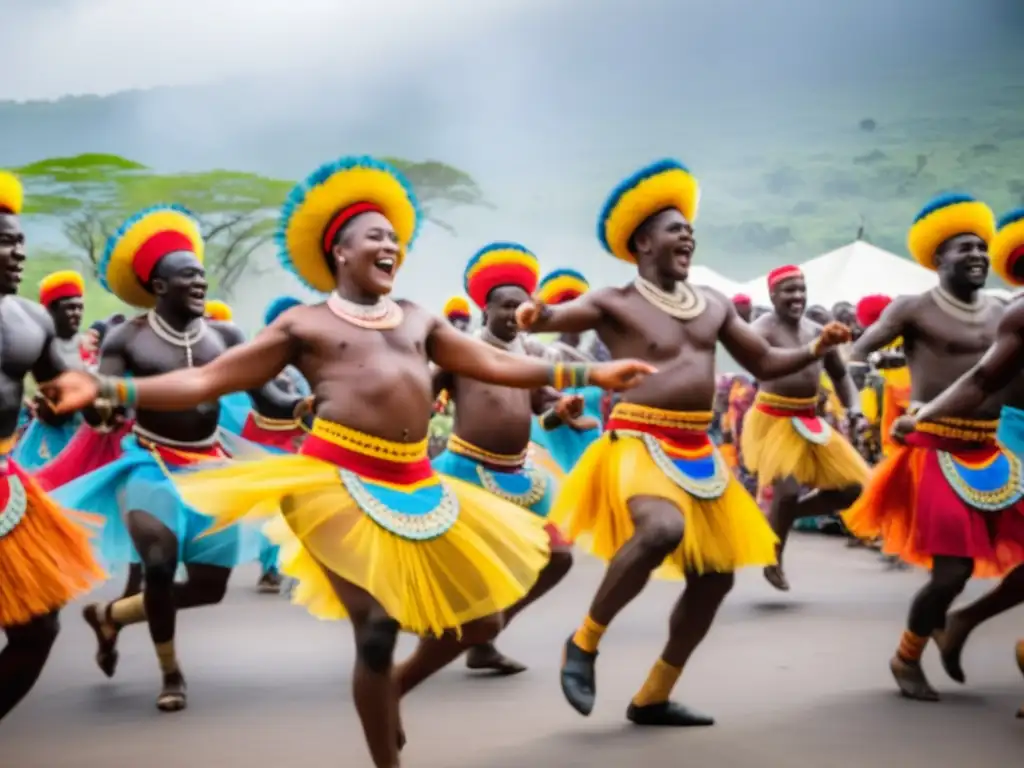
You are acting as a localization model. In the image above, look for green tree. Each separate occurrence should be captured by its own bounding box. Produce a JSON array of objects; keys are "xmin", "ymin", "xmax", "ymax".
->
[{"xmin": 17, "ymin": 153, "xmax": 489, "ymax": 295}]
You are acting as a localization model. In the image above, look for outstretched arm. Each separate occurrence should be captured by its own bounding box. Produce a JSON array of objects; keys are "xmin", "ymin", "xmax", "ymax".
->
[
  {"xmin": 718, "ymin": 303, "xmax": 841, "ymax": 380},
  {"xmin": 850, "ymin": 295, "xmax": 914, "ymax": 362},
  {"xmin": 428, "ymin": 317, "xmax": 653, "ymax": 391},
  {"xmin": 518, "ymin": 291, "xmax": 606, "ymax": 334},
  {"xmin": 915, "ymin": 301, "xmax": 1024, "ymax": 422},
  {"xmin": 216, "ymin": 323, "xmax": 304, "ymax": 419}
]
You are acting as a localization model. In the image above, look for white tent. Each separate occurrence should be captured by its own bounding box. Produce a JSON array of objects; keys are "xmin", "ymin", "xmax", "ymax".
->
[
  {"xmin": 689, "ymin": 265, "xmax": 745, "ymax": 297},
  {"xmin": 740, "ymin": 241, "xmax": 937, "ymax": 308}
]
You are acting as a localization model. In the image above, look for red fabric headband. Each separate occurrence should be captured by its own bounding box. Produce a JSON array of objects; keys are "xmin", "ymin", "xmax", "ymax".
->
[
  {"xmin": 133, "ymin": 230, "xmax": 196, "ymax": 284},
  {"xmin": 322, "ymin": 202, "xmax": 384, "ymax": 254},
  {"xmin": 731, "ymin": 293, "xmax": 751, "ymax": 306},
  {"xmin": 767, "ymin": 265, "xmax": 803, "ymax": 290}
]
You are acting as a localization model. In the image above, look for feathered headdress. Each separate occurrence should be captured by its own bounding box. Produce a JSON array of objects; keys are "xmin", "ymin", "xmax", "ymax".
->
[
  {"xmin": 277, "ymin": 156, "xmax": 421, "ymax": 294},
  {"xmin": 990, "ymin": 208, "xmax": 1024, "ymax": 287},
  {"xmin": 442, "ymin": 294, "xmax": 471, "ymax": 321},
  {"xmin": 0, "ymin": 171, "xmax": 24, "ymax": 215},
  {"xmin": 597, "ymin": 159, "xmax": 700, "ymax": 263},
  {"xmin": 463, "ymin": 242, "xmax": 540, "ymax": 309},
  {"xmin": 205, "ymin": 299, "xmax": 233, "ymax": 321},
  {"xmin": 855, "ymin": 294, "xmax": 892, "ymax": 328},
  {"xmin": 907, "ymin": 193, "xmax": 995, "ymax": 271},
  {"xmin": 536, "ymin": 268, "xmax": 588, "ymax": 305},
  {"xmin": 100, "ymin": 204, "xmax": 205, "ymax": 309},
  {"xmin": 39, "ymin": 270, "xmax": 85, "ymax": 307},
  {"xmin": 264, "ymin": 295, "xmax": 302, "ymax": 326}
]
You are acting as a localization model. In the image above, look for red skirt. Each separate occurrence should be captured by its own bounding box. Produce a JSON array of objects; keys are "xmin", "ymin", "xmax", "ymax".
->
[
  {"xmin": 240, "ymin": 413, "xmax": 305, "ymax": 453},
  {"xmin": 34, "ymin": 421, "xmax": 133, "ymax": 492},
  {"xmin": 843, "ymin": 430, "xmax": 1024, "ymax": 577}
]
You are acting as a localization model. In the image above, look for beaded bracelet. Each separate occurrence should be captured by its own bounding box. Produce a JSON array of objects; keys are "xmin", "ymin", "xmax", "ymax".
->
[
  {"xmin": 549, "ymin": 362, "xmax": 591, "ymax": 390},
  {"xmin": 96, "ymin": 374, "xmax": 138, "ymax": 407},
  {"xmin": 539, "ymin": 408, "xmax": 561, "ymax": 431}
]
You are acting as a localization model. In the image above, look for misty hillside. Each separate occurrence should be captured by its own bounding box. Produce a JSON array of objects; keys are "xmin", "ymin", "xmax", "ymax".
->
[{"xmin": 4, "ymin": 0, "xmax": 1024, "ymax": 323}]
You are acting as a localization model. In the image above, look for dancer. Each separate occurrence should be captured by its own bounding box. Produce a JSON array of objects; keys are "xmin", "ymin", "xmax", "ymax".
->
[
  {"xmin": 433, "ymin": 244, "xmax": 582, "ymax": 676},
  {"xmin": 442, "ymin": 294, "xmax": 472, "ymax": 331},
  {"xmin": 0, "ymin": 170, "xmax": 105, "ymax": 723},
  {"xmin": 14, "ymin": 270, "xmax": 88, "ymax": 470},
  {"xmin": 52, "ymin": 205, "xmax": 296, "ymax": 712},
  {"xmin": 741, "ymin": 265, "xmax": 868, "ymax": 590},
  {"xmin": 42, "ymin": 155, "xmax": 652, "ymax": 767},
  {"xmin": 528, "ymin": 268, "xmax": 605, "ymax": 473},
  {"xmin": 890, "ymin": 208, "xmax": 1024, "ymax": 706},
  {"xmin": 516, "ymin": 158, "xmax": 850, "ymax": 725},
  {"xmin": 842, "ymin": 193, "xmax": 1024, "ymax": 702}
]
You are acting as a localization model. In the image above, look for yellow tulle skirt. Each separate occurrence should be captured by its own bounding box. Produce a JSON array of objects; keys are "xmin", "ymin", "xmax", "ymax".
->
[
  {"xmin": 175, "ymin": 453, "xmax": 551, "ymax": 637},
  {"xmin": 549, "ymin": 432, "xmax": 778, "ymax": 580},
  {"xmin": 741, "ymin": 399, "xmax": 869, "ymax": 491}
]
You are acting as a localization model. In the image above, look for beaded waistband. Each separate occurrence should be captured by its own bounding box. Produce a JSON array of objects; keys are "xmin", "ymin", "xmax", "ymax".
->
[
  {"xmin": 133, "ymin": 424, "xmax": 218, "ymax": 450},
  {"xmin": 754, "ymin": 391, "xmax": 818, "ymax": 410},
  {"xmin": 251, "ymin": 412, "xmax": 303, "ymax": 432},
  {"xmin": 916, "ymin": 416, "xmax": 999, "ymax": 444},
  {"xmin": 447, "ymin": 433, "xmax": 527, "ymax": 468},
  {"xmin": 309, "ymin": 418, "xmax": 427, "ymax": 462},
  {"xmin": 608, "ymin": 403, "xmax": 713, "ymax": 432}
]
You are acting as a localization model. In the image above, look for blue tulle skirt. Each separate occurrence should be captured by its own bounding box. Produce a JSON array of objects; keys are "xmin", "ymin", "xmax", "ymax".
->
[
  {"xmin": 13, "ymin": 417, "xmax": 80, "ymax": 470},
  {"xmin": 217, "ymin": 391, "xmax": 252, "ymax": 436},
  {"xmin": 529, "ymin": 385, "xmax": 604, "ymax": 473},
  {"xmin": 432, "ymin": 449, "xmax": 554, "ymax": 516},
  {"xmin": 53, "ymin": 433, "xmax": 263, "ymax": 569}
]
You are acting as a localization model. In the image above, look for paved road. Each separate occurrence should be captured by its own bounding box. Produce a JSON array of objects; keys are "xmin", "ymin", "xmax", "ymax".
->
[{"xmin": 3, "ymin": 535, "xmax": 1021, "ymax": 767}]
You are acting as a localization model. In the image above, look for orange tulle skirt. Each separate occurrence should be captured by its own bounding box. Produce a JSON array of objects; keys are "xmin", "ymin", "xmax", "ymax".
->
[
  {"xmin": 843, "ymin": 422, "xmax": 1024, "ymax": 578},
  {"xmin": 0, "ymin": 451, "xmax": 106, "ymax": 627}
]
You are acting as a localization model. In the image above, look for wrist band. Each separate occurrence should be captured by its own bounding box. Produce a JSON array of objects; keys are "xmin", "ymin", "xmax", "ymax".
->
[
  {"xmin": 807, "ymin": 337, "xmax": 825, "ymax": 359},
  {"xmin": 549, "ymin": 362, "xmax": 591, "ymax": 390},
  {"xmin": 539, "ymin": 408, "xmax": 561, "ymax": 431},
  {"xmin": 96, "ymin": 375, "xmax": 138, "ymax": 407}
]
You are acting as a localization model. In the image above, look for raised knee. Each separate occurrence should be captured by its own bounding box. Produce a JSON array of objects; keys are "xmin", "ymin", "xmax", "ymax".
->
[
  {"xmin": 356, "ymin": 616, "xmax": 400, "ymax": 674},
  {"xmin": 143, "ymin": 560, "xmax": 177, "ymax": 587},
  {"xmin": 640, "ymin": 516, "xmax": 685, "ymax": 553}
]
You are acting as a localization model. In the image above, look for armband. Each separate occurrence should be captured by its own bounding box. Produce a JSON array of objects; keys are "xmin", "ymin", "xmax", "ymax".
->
[
  {"xmin": 549, "ymin": 362, "xmax": 591, "ymax": 390},
  {"xmin": 96, "ymin": 375, "xmax": 138, "ymax": 408}
]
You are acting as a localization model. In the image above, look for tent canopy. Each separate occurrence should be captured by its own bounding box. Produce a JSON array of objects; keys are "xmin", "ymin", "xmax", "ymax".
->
[
  {"xmin": 741, "ymin": 241, "xmax": 937, "ymax": 308},
  {"xmin": 689, "ymin": 264, "xmax": 745, "ymax": 297}
]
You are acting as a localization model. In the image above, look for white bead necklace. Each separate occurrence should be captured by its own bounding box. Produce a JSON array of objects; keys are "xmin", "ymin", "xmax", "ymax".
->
[{"xmin": 147, "ymin": 310, "xmax": 208, "ymax": 368}]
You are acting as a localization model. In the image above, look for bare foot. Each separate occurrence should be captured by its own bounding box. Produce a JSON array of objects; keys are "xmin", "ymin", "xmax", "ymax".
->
[
  {"xmin": 890, "ymin": 655, "xmax": 939, "ymax": 702},
  {"xmin": 465, "ymin": 643, "xmax": 527, "ymax": 676},
  {"xmin": 82, "ymin": 603, "xmax": 119, "ymax": 678},
  {"xmin": 932, "ymin": 613, "xmax": 973, "ymax": 684},
  {"xmin": 156, "ymin": 672, "xmax": 187, "ymax": 712},
  {"xmin": 763, "ymin": 565, "xmax": 790, "ymax": 592}
]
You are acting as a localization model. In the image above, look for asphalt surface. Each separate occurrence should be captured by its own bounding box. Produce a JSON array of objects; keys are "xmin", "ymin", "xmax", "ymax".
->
[{"xmin": 2, "ymin": 534, "xmax": 1021, "ymax": 767}]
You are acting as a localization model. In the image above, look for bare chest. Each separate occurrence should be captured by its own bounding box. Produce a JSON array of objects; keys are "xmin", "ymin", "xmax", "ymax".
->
[
  {"xmin": 604, "ymin": 295, "xmax": 721, "ymax": 363},
  {"xmin": 126, "ymin": 326, "xmax": 228, "ymax": 376},
  {"xmin": 0, "ymin": 300, "xmax": 48, "ymax": 376},
  {"xmin": 912, "ymin": 306, "xmax": 999, "ymax": 358}
]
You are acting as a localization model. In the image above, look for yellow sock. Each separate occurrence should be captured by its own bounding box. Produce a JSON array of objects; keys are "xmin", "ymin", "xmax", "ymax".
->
[
  {"xmin": 632, "ymin": 658, "xmax": 683, "ymax": 707},
  {"xmin": 154, "ymin": 641, "xmax": 180, "ymax": 676},
  {"xmin": 896, "ymin": 630, "xmax": 927, "ymax": 663},
  {"xmin": 108, "ymin": 595, "xmax": 147, "ymax": 627},
  {"xmin": 1015, "ymin": 640, "xmax": 1023, "ymax": 673},
  {"xmin": 572, "ymin": 615, "xmax": 606, "ymax": 654}
]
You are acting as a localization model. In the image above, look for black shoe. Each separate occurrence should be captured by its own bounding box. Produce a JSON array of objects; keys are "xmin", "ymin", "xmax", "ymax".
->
[
  {"xmin": 560, "ymin": 636, "xmax": 597, "ymax": 716},
  {"xmin": 626, "ymin": 701, "xmax": 715, "ymax": 727}
]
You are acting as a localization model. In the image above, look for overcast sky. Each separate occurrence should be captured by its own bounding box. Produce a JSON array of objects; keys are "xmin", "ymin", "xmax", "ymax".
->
[{"xmin": 3, "ymin": 0, "xmax": 551, "ymax": 101}]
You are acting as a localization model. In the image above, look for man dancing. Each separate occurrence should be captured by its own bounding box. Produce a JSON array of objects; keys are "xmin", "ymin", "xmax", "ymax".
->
[
  {"xmin": 42, "ymin": 155, "xmax": 652, "ymax": 767},
  {"xmin": 843, "ymin": 193, "xmax": 1024, "ymax": 702},
  {"xmin": 14, "ymin": 270, "xmax": 88, "ymax": 470},
  {"xmin": 516, "ymin": 158, "xmax": 850, "ymax": 725},
  {"xmin": 891, "ymin": 207, "xmax": 1024, "ymax": 715},
  {"xmin": 433, "ymin": 244, "xmax": 583, "ymax": 676},
  {"xmin": 741, "ymin": 265, "xmax": 868, "ymax": 590},
  {"xmin": 53, "ymin": 205, "xmax": 300, "ymax": 712},
  {"xmin": 0, "ymin": 170, "xmax": 105, "ymax": 722}
]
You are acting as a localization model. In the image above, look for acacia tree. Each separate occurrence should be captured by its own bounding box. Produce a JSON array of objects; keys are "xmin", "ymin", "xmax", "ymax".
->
[{"xmin": 18, "ymin": 153, "xmax": 490, "ymax": 295}]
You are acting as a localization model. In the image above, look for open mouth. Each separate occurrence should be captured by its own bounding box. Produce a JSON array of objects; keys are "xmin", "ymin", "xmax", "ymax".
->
[
  {"xmin": 188, "ymin": 288, "xmax": 206, "ymax": 302},
  {"xmin": 374, "ymin": 256, "xmax": 397, "ymax": 276},
  {"xmin": 966, "ymin": 263, "xmax": 986, "ymax": 279}
]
